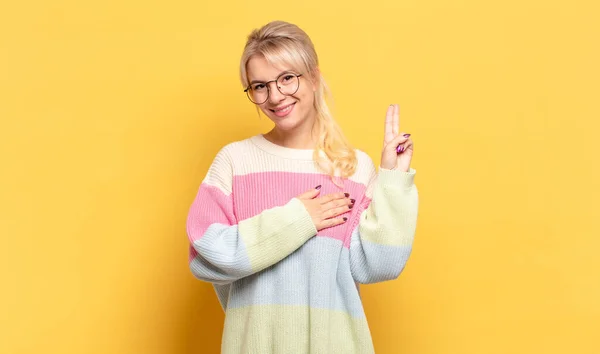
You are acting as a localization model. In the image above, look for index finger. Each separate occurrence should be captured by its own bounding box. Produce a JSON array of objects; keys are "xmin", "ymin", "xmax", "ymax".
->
[
  {"xmin": 384, "ymin": 105, "xmax": 395, "ymax": 143},
  {"xmin": 393, "ymin": 104, "xmax": 400, "ymax": 136}
]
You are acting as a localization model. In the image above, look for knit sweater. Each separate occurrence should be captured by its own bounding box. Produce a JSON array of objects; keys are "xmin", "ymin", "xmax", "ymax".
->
[{"xmin": 186, "ymin": 134, "xmax": 418, "ymax": 354}]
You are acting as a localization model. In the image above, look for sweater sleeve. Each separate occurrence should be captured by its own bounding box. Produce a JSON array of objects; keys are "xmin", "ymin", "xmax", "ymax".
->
[
  {"xmin": 349, "ymin": 158, "xmax": 419, "ymax": 284},
  {"xmin": 186, "ymin": 146, "xmax": 318, "ymax": 285}
]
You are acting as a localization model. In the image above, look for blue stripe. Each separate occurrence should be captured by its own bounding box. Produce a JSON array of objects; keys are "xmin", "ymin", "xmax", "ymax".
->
[
  {"xmin": 190, "ymin": 223, "xmax": 253, "ymax": 286},
  {"xmin": 226, "ymin": 237, "xmax": 366, "ymax": 318},
  {"xmin": 349, "ymin": 227, "xmax": 413, "ymax": 284}
]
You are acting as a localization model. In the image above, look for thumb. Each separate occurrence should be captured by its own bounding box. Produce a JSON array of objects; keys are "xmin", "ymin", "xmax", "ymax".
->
[{"xmin": 297, "ymin": 185, "xmax": 322, "ymax": 200}]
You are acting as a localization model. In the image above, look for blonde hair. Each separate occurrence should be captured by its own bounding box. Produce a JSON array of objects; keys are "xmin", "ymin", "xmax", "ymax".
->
[{"xmin": 239, "ymin": 21, "xmax": 357, "ymax": 186}]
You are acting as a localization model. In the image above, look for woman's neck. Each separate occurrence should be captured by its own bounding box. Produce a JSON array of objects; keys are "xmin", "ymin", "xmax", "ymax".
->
[{"xmin": 264, "ymin": 116, "xmax": 319, "ymax": 150}]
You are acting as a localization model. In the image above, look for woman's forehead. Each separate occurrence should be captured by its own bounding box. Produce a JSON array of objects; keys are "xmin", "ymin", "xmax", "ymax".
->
[{"xmin": 247, "ymin": 55, "xmax": 300, "ymax": 81}]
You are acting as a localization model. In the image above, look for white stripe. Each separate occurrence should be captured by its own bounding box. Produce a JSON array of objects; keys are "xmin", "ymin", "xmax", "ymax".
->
[
  {"xmin": 201, "ymin": 136, "xmax": 377, "ymax": 193},
  {"xmin": 201, "ymin": 145, "xmax": 234, "ymax": 196}
]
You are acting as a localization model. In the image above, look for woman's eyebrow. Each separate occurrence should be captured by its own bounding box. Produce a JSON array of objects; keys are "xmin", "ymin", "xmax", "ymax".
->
[{"xmin": 249, "ymin": 70, "xmax": 294, "ymax": 84}]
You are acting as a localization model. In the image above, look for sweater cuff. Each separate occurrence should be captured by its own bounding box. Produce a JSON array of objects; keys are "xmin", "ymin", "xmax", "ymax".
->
[
  {"xmin": 377, "ymin": 167, "xmax": 416, "ymax": 189},
  {"xmin": 288, "ymin": 197, "xmax": 319, "ymax": 240}
]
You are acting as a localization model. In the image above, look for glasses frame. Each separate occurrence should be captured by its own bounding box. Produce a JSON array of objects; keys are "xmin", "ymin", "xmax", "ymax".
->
[{"xmin": 243, "ymin": 73, "xmax": 303, "ymax": 105}]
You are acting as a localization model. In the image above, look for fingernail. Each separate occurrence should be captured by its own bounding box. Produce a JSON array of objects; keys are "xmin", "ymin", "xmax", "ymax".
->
[
  {"xmin": 344, "ymin": 193, "xmax": 350, "ymax": 197},
  {"xmin": 396, "ymin": 145, "xmax": 404, "ymax": 154},
  {"xmin": 315, "ymin": 185, "xmax": 322, "ymax": 189},
  {"xmin": 349, "ymin": 204, "xmax": 354, "ymax": 209},
  {"xmin": 350, "ymin": 199, "xmax": 355, "ymax": 204},
  {"xmin": 343, "ymin": 217, "xmax": 348, "ymax": 221},
  {"xmin": 403, "ymin": 133, "xmax": 411, "ymax": 138}
]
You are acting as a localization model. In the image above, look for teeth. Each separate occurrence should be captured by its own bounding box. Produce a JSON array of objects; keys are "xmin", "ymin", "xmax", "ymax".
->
[{"xmin": 276, "ymin": 104, "xmax": 293, "ymax": 112}]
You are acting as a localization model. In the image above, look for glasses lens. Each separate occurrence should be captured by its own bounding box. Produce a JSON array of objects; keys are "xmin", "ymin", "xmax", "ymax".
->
[
  {"xmin": 247, "ymin": 85, "xmax": 268, "ymax": 104},
  {"xmin": 277, "ymin": 74, "xmax": 299, "ymax": 95},
  {"xmin": 245, "ymin": 74, "xmax": 300, "ymax": 105}
]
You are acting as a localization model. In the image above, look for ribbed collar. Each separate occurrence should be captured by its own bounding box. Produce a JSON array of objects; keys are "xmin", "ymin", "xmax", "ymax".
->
[{"xmin": 249, "ymin": 134, "xmax": 315, "ymax": 160}]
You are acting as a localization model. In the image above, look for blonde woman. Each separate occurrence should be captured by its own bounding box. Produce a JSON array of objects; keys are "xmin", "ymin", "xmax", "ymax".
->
[{"xmin": 186, "ymin": 20, "xmax": 418, "ymax": 354}]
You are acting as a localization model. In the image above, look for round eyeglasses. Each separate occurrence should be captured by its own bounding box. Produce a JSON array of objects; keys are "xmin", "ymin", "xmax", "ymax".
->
[{"xmin": 244, "ymin": 73, "xmax": 303, "ymax": 105}]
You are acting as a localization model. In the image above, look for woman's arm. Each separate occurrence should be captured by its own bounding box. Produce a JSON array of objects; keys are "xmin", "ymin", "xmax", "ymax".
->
[
  {"xmin": 186, "ymin": 146, "xmax": 317, "ymax": 285},
  {"xmin": 349, "ymin": 164, "xmax": 418, "ymax": 284}
]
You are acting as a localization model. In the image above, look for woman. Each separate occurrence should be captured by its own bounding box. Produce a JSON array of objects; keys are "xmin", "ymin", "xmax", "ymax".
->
[{"xmin": 186, "ymin": 20, "xmax": 418, "ymax": 354}]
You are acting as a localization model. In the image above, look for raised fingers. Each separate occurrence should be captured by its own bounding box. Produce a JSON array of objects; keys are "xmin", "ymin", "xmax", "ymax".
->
[
  {"xmin": 393, "ymin": 104, "xmax": 399, "ymax": 136},
  {"xmin": 384, "ymin": 105, "xmax": 395, "ymax": 143}
]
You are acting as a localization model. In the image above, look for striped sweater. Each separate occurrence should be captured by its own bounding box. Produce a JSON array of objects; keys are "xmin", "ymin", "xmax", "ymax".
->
[{"xmin": 186, "ymin": 134, "xmax": 418, "ymax": 354}]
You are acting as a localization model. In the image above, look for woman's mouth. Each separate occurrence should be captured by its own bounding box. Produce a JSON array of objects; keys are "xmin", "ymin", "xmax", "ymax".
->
[{"xmin": 271, "ymin": 102, "xmax": 296, "ymax": 117}]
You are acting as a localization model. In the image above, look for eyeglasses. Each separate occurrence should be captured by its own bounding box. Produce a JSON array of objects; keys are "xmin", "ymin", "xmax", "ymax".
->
[{"xmin": 244, "ymin": 73, "xmax": 303, "ymax": 105}]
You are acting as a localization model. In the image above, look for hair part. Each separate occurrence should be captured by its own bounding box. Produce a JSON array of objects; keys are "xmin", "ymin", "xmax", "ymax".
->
[{"xmin": 240, "ymin": 21, "xmax": 358, "ymax": 186}]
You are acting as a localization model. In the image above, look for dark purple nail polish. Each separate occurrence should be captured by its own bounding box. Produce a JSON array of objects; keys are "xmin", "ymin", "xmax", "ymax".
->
[
  {"xmin": 344, "ymin": 193, "xmax": 350, "ymax": 197},
  {"xmin": 396, "ymin": 145, "xmax": 404, "ymax": 154},
  {"xmin": 350, "ymin": 199, "xmax": 355, "ymax": 204},
  {"xmin": 343, "ymin": 217, "xmax": 348, "ymax": 221},
  {"xmin": 315, "ymin": 185, "xmax": 322, "ymax": 190},
  {"xmin": 403, "ymin": 133, "xmax": 411, "ymax": 138}
]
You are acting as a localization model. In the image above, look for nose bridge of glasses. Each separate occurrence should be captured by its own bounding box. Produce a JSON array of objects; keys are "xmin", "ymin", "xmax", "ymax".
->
[
  {"xmin": 268, "ymin": 78, "xmax": 284, "ymax": 91},
  {"xmin": 266, "ymin": 78, "xmax": 289, "ymax": 97},
  {"xmin": 267, "ymin": 80, "xmax": 286, "ymax": 103},
  {"xmin": 246, "ymin": 75, "xmax": 299, "ymax": 104}
]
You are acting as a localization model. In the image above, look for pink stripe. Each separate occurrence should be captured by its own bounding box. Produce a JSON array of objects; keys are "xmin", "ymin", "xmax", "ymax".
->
[
  {"xmin": 186, "ymin": 183, "xmax": 236, "ymax": 261},
  {"xmin": 232, "ymin": 172, "xmax": 369, "ymax": 248}
]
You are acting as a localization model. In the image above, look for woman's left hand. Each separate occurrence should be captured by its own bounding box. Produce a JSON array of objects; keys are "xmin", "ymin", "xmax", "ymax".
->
[{"xmin": 380, "ymin": 104, "xmax": 414, "ymax": 172}]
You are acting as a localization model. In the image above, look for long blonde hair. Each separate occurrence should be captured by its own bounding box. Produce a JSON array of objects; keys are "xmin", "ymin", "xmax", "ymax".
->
[{"xmin": 239, "ymin": 21, "xmax": 357, "ymax": 185}]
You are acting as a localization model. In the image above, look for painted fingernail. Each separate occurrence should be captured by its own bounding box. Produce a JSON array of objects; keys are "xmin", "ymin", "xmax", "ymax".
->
[
  {"xmin": 350, "ymin": 199, "xmax": 355, "ymax": 204},
  {"xmin": 344, "ymin": 193, "xmax": 350, "ymax": 197},
  {"xmin": 343, "ymin": 217, "xmax": 348, "ymax": 221},
  {"xmin": 315, "ymin": 185, "xmax": 322, "ymax": 189},
  {"xmin": 403, "ymin": 133, "xmax": 411, "ymax": 138},
  {"xmin": 396, "ymin": 145, "xmax": 404, "ymax": 154}
]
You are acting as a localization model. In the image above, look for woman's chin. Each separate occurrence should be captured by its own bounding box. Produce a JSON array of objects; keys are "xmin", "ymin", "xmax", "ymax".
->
[
  {"xmin": 273, "ymin": 120, "xmax": 299, "ymax": 132},
  {"xmin": 268, "ymin": 113, "xmax": 300, "ymax": 130}
]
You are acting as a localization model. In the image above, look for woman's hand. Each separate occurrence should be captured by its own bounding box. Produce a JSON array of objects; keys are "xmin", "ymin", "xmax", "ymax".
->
[
  {"xmin": 380, "ymin": 104, "xmax": 414, "ymax": 172},
  {"xmin": 297, "ymin": 186, "xmax": 354, "ymax": 231}
]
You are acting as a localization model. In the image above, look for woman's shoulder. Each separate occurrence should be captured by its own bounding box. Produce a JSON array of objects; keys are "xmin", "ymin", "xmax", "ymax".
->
[
  {"xmin": 202, "ymin": 137, "xmax": 261, "ymax": 195},
  {"xmin": 353, "ymin": 148, "xmax": 375, "ymax": 166},
  {"xmin": 204, "ymin": 138, "xmax": 253, "ymax": 181},
  {"xmin": 210, "ymin": 136, "xmax": 256, "ymax": 161},
  {"xmin": 349, "ymin": 148, "xmax": 377, "ymax": 186}
]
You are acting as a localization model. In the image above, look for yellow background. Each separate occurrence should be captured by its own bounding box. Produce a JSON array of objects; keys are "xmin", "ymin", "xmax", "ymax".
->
[{"xmin": 1, "ymin": 0, "xmax": 598, "ymax": 353}]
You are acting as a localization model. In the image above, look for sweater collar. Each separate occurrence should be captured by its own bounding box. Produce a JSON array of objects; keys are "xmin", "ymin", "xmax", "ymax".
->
[{"xmin": 250, "ymin": 134, "xmax": 315, "ymax": 160}]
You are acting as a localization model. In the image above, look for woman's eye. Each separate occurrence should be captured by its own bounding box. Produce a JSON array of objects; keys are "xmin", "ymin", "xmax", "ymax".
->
[
  {"xmin": 253, "ymin": 84, "xmax": 266, "ymax": 91},
  {"xmin": 282, "ymin": 75, "xmax": 293, "ymax": 82}
]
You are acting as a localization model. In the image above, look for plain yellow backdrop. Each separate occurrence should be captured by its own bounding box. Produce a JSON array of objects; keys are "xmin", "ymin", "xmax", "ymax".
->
[{"xmin": 1, "ymin": 0, "xmax": 598, "ymax": 353}]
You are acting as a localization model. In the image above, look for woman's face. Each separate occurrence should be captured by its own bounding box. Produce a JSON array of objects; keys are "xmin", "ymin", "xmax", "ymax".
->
[{"xmin": 246, "ymin": 55, "xmax": 317, "ymax": 132}]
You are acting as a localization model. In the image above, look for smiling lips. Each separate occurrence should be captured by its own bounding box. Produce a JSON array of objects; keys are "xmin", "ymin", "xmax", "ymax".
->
[{"xmin": 271, "ymin": 102, "xmax": 296, "ymax": 117}]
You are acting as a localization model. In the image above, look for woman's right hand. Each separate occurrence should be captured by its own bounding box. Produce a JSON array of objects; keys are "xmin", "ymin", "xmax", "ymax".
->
[{"xmin": 296, "ymin": 186, "xmax": 355, "ymax": 231}]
